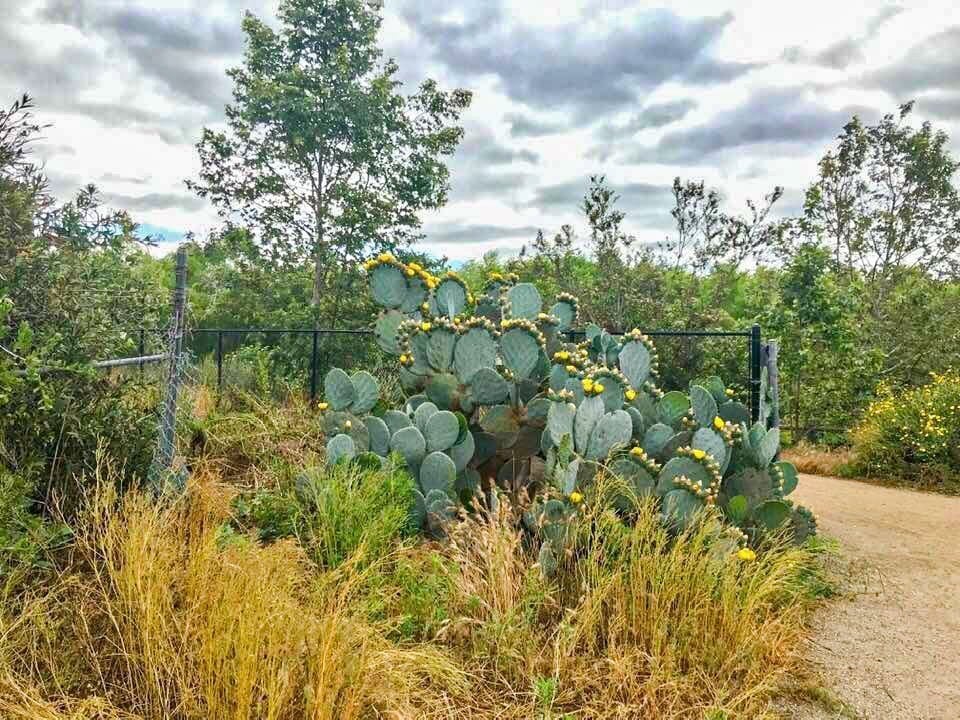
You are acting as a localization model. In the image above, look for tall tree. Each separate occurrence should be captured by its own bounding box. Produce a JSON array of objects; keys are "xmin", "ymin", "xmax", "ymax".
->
[
  {"xmin": 189, "ymin": 0, "xmax": 472, "ymax": 324},
  {"xmin": 802, "ymin": 102, "xmax": 960, "ymax": 284}
]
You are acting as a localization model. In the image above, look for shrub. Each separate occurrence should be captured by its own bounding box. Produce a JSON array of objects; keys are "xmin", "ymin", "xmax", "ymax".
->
[{"xmin": 851, "ymin": 370, "xmax": 960, "ymax": 489}]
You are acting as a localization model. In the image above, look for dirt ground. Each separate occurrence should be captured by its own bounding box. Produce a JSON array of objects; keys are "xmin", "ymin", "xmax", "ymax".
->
[{"xmin": 780, "ymin": 474, "xmax": 960, "ymax": 719}]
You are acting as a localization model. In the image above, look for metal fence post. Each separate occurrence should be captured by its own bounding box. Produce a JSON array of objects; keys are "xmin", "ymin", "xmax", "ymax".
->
[
  {"xmin": 310, "ymin": 329, "xmax": 319, "ymax": 401},
  {"xmin": 138, "ymin": 328, "xmax": 146, "ymax": 378},
  {"xmin": 151, "ymin": 246, "xmax": 188, "ymax": 493},
  {"xmin": 749, "ymin": 323, "xmax": 762, "ymax": 424},
  {"xmin": 216, "ymin": 330, "xmax": 224, "ymax": 394}
]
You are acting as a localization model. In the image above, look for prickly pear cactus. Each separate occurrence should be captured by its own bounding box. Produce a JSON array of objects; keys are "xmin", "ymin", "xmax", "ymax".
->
[{"xmin": 340, "ymin": 254, "xmax": 816, "ymax": 554}]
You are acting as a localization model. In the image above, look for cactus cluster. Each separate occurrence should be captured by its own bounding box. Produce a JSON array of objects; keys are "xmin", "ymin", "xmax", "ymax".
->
[{"xmin": 319, "ymin": 254, "xmax": 816, "ymax": 562}]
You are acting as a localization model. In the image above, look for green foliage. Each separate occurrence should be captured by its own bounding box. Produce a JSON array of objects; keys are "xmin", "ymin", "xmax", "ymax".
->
[{"xmin": 851, "ymin": 370, "xmax": 960, "ymax": 489}]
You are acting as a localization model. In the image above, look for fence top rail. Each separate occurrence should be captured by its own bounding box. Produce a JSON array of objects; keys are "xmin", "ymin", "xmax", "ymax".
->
[{"xmin": 181, "ymin": 327, "xmax": 754, "ymax": 338}]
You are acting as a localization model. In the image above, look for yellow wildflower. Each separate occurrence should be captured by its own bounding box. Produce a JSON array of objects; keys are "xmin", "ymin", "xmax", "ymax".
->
[
  {"xmin": 420, "ymin": 322, "xmax": 432, "ymax": 332},
  {"xmin": 713, "ymin": 416, "xmax": 725, "ymax": 431},
  {"xmin": 625, "ymin": 388, "xmax": 637, "ymax": 401},
  {"xmin": 737, "ymin": 547, "xmax": 756, "ymax": 561},
  {"xmin": 692, "ymin": 449, "xmax": 706, "ymax": 460},
  {"xmin": 569, "ymin": 491, "xmax": 583, "ymax": 504}
]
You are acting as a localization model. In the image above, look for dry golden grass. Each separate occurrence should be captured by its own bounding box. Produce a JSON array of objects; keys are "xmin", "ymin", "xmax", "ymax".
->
[
  {"xmin": 1, "ymin": 461, "xmax": 820, "ymax": 720},
  {"xmin": 0, "ymin": 461, "xmax": 466, "ymax": 720},
  {"xmin": 782, "ymin": 442, "xmax": 856, "ymax": 477}
]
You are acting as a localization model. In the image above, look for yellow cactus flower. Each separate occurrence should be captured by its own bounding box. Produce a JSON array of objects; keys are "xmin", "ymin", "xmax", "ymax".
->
[
  {"xmin": 582, "ymin": 378, "xmax": 594, "ymax": 392},
  {"xmin": 569, "ymin": 491, "xmax": 584, "ymax": 504},
  {"xmin": 399, "ymin": 354, "xmax": 408, "ymax": 364},
  {"xmin": 713, "ymin": 416, "xmax": 725, "ymax": 431},
  {"xmin": 565, "ymin": 365, "xmax": 578, "ymax": 374},
  {"xmin": 737, "ymin": 547, "xmax": 756, "ymax": 561},
  {"xmin": 554, "ymin": 350, "xmax": 570, "ymax": 361},
  {"xmin": 318, "ymin": 402, "xmax": 329, "ymax": 411},
  {"xmin": 691, "ymin": 449, "xmax": 706, "ymax": 460},
  {"xmin": 725, "ymin": 388, "xmax": 735, "ymax": 397},
  {"xmin": 406, "ymin": 268, "xmax": 415, "ymax": 277},
  {"xmin": 378, "ymin": 252, "xmax": 392, "ymax": 262},
  {"xmin": 594, "ymin": 383, "xmax": 605, "ymax": 393},
  {"xmin": 629, "ymin": 446, "xmax": 644, "ymax": 457},
  {"xmin": 426, "ymin": 279, "xmax": 437, "ymax": 289},
  {"xmin": 420, "ymin": 322, "xmax": 432, "ymax": 332},
  {"xmin": 421, "ymin": 302, "xmax": 430, "ymax": 312},
  {"xmin": 408, "ymin": 262, "xmax": 422, "ymax": 271},
  {"xmin": 625, "ymin": 388, "xmax": 637, "ymax": 401},
  {"xmin": 344, "ymin": 420, "xmax": 352, "ymax": 429}
]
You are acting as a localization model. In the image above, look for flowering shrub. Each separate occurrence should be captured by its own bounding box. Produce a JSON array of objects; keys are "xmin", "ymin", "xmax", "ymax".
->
[{"xmin": 851, "ymin": 370, "xmax": 960, "ymax": 488}]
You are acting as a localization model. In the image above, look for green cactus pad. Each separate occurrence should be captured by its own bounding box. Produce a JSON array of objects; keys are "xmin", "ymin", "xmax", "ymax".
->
[
  {"xmin": 574, "ymin": 395, "xmax": 604, "ymax": 454},
  {"xmin": 547, "ymin": 401, "xmax": 576, "ymax": 446},
  {"xmin": 324, "ymin": 368, "xmax": 356, "ymax": 411},
  {"xmin": 399, "ymin": 277, "xmax": 429, "ymax": 313},
  {"xmin": 425, "ymin": 373, "xmax": 459, "ymax": 409},
  {"xmin": 586, "ymin": 410, "xmax": 632, "ymax": 460},
  {"xmin": 455, "ymin": 468, "xmax": 481, "ymax": 500},
  {"xmin": 454, "ymin": 327, "xmax": 498, "ymax": 384},
  {"xmin": 608, "ymin": 458, "xmax": 656, "ymax": 510},
  {"xmin": 755, "ymin": 499, "xmax": 791, "ymax": 530},
  {"xmin": 724, "ymin": 467, "xmax": 775, "ymax": 507},
  {"xmin": 641, "ymin": 422, "xmax": 674, "ymax": 457},
  {"xmin": 370, "ymin": 264, "xmax": 407, "ymax": 308},
  {"xmin": 364, "ymin": 415, "xmax": 390, "ymax": 456},
  {"xmin": 326, "ymin": 433, "xmax": 356, "ymax": 466},
  {"xmin": 725, "ymin": 495, "xmax": 749, "ymax": 523},
  {"xmin": 390, "ymin": 425, "xmax": 427, "ymax": 466},
  {"xmin": 435, "ymin": 278, "xmax": 468, "ymax": 318},
  {"xmin": 425, "ymin": 410, "xmax": 460, "ymax": 452},
  {"xmin": 408, "ymin": 332, "xmax": 431, "ymax": 374},
  {"xmin": 411, "ymin": 489, "xmax": 427, "ymax": 529},
  {"xmin": 538, "ymin": 543, "xmax": 558, "ymax": 577},
  {"xmin": 479, "ymin": 404, "xmax": 520, "ymax": 447},
  {"xmin": 420, "ymin": 451, "xmax": 457, "ymax": 495},
  {"xmin": 557, "ymin": 457, "xmax": 581, "ymax": 495},
  {"xmin": 656, "ymin": 456, "xmax": 713, "ymax": 494},
  {"xmin": 692, "ymin": 428, "xmax": 726, "ymax": 465},
  {"xmin": 383, "ymin": 409, "xmax": 412, "ymax": 436},
  {"xmin": 414, "ymin": 401, "xmax": 439, "ymax": 433},
  {"xmin": 632, "ymin": 392, "xmax": 658, "ymax": 426},
  {"xmin": 470, "ymin": 367, "xmax": 509, "ymax": 405},
  {"xmin": 549, "ymin": 363, "xmax": 570, "ymax": 391},
  {"xmin": 426, "ymin": 329, "xmax": 457, "ymax": 372},
  {"xmin": 660, "ymin": 430, "xmax": 694, "ymax": 462},
  {"xmin": 756, "ymin": 427, "xmax": 780, "ymax": 467},
  {"xmin": 501, "ymin": 328, "xmax": 540, "ymax": 379},
  {"xmin": 374, "ymin": 310, "xmax": 404, "ymax": 354},
  {"xmin": 449, "ymin": 431, "xmax": 475, "ymax": 473},
  {"xmin": 718, "ymin": 400, "xmax": 750, "ymax": 425},
  {"xmin": 549, "ymin": 300, "xmax": 576, "ymax": 331},
  {"xmin": 626, "ymin": 406, "xmax": 646, "ymax": 436},
  {"xmin": 405, "ymin": 394, "xmax": 429, "ymax": 413},
  {"xmin": 350, "ymin": 371, "xmax": 379, "ymax": 414},
  {"xmin": 662, "ymin": 489, "xmax": 704, "ymax": 531},
  {"xmin": 689, "ymin": 385, "xmax": 718, "ymax": 427},
  {"xmin": 506, "ymin": 283, "xmax": 542, "ymax": 319},
  {"xmin": 657, "ymin": 391, "xmax": 691, "ymax": 427},
  {"xmin": 599, "ymin": 376, "xmax": 626, "ymax": 412},
  {"xmin": 618, "ymin": 340, "xmax": 651, "ymax": 388},
  {"xmin": 472, "ymin": 431, "xmax": 498, "ymax": 466},
  {"xmin": 697, "ymin": 376, "xmax": 728, "ymax": 404},
  {"xmin": 775, "ymin": 461, "xmax": 798, "ymax": 495}
]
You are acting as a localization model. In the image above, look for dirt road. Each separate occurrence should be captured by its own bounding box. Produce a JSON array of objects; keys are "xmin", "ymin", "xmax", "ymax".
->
[{"xmin": 786, "ymin": 474, "xmax": 960, "ymax": 719}]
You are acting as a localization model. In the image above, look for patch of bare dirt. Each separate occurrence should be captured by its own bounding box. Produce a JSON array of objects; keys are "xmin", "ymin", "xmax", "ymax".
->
[{"xmin": 781, "ymin": 474, "xmax": 960, "ymax": 719}]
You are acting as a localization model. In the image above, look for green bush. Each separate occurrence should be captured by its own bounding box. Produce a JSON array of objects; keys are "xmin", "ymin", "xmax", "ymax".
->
[{"xmin": 851, "ymin": 370, "xmax": 960, "ymax": 489}]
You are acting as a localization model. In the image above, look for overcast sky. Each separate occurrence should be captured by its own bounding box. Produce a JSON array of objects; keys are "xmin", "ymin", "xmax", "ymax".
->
[{"xmin": 4, "ymin": 0, "xmax": 960, "ymax": 260}]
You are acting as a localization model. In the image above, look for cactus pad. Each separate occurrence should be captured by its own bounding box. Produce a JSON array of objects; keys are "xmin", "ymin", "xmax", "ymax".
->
[
  {"xmin": 350, "ymin": 371, "xmax": 379, "ymax": 414},
  {"xmin": 470, "ymin": 367, "xmax": 508, "ymax": 405},
  {"xmin": 755, "ymin": 499, "xmax": 791, "ymax": 530},
  {"xmin": 435, "ymin": 278, "xmax": 468, "ymax": 318},
  {"xmin": 420, "ymin": 451, "xmax": 457, "ymax": 494},
  {"xmin": 454, "ymin": 327, "xmax": 498, "ymax": 384},
  {"xmin": 374, "ymin": 310, "xmax": 404, "ymax": 354},
  {"xmin": 718, "ymin": 400, "xmax": 750, "ymax": 425},
  {"xmin": 370, "ymin": 264, "xmax": 407, "ymax": 308},
  {"xmin": 425, "ymin": 373, "xmax": 459, "ymax": 409},
  {"xmin": 326, "ymin": 433, "xmax": 356, "ymax": 466},
  {"xmin": 657, "ymin": 391, "xmax": 690, "ymax": 427},
  {"xmin": 586, "ymin": 410, "xmax": 632, "ymax": 460},
  {"xmin": 391, "ymin": 425, "xmax": 427, "ymax": 466},
  {"xmin": 661, "ymin": 488, "xmax": 704, "ymax": 530},
  {"xmin": 689, "ymin": 385, "xmax": 718, "ymax": 427},
  {"xmin": 692, "ymin": 427, "xmax": 726, "ymax": 465},
  {"xmin": 426, "ymin": 329, "xmax": 457, "ymax": 372},
  {"xmin": 425, "ymin": 410, "xmax": 460, "ymax": 452},
  {"xmin": 619, "ymin": 340, "xmax": 651, "ymax": 388},
  {"xmin": 383, "ymin": 409, "xmax": 412, "ymax": 436},
  {"xmin": 506, "ymin": 283, "xmax": 542, "ymax": 319},
  {"xmin": 775, "ymin": 460, "xmax": 798, "ymax": 495},
  {"xmin": 642, "ymin": 422, "xmax": 674, "ymax": 457},
  {"xmin": 574, "ymin": 395, "xmax": 604, "ymax": 453},
  {"xmin": 547, "ymin": 400, "xmax": 576, "ymax": 446},
  {"xmin": 501, "ymin": 328, "xmax": 540, "ymax": 379},
  {"xmin": 364, "ymin": 415, "xmax": 390, "ymax": 456},
  {"xmin": 324, "ymin": 368, "xmax": 356, "ymax": 411}
]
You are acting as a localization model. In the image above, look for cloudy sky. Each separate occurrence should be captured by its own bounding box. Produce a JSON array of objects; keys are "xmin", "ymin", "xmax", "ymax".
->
[{"xmin": 4, "ymin": 0, "xmax": 960, "ymax": 260}]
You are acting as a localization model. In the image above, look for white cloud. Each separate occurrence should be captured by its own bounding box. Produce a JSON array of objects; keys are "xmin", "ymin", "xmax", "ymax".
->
[{"xmin": 3, "ymin": 0, "xmax": 960, "ymax": 261}]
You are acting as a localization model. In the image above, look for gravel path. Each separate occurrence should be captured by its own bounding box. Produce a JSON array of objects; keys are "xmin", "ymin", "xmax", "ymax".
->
[{"xmin": 786, "ymin": 474, "xmax": 960, "ymax": 719}]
